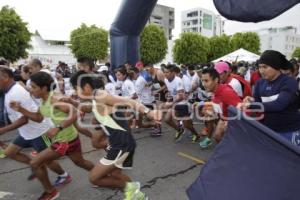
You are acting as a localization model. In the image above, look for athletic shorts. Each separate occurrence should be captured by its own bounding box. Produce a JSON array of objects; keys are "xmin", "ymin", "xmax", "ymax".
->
[
  {"xmin": 100, "ymin": 147, "xmax": 135, "ymax": 169},
  {"xmin": 13, "ymin": 134, "xmax": 51, "ymax": 153},
  {"xmin": 143, "ymin": 101, "xmax": 156, "ymax": 110},
  {"xmin": 51, "ymin": 137, "xmax": 82, "ymax": 156},
  {"xmin": 174, "ymin": 103, "xmax": 191, "ymax": 118}
]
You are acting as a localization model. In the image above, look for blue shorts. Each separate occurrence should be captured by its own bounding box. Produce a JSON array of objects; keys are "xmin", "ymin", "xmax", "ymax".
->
[
  {"xmin": 279, "ymin": 129, "xmax": 300, "ymax": 146},
  {"xmin": 13, "ymin": 135, "xmax": 51, "ymax": 153}
]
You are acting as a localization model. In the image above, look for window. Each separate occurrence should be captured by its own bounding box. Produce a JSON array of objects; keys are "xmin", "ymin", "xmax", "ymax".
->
[
  {"xmin": 192, "ymin": 19, "xmax": 198, "ymax": 25},
  {"xmin": 203, "ymin": 14, "xmax": 213, "ymax": 30},
  {"xmin": 187, "ymin": 11, "xmax": 198, "ymax": 17}
]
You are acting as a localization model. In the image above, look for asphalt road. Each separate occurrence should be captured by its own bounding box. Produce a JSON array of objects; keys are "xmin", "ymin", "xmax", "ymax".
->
[{"xmin": 0, "ymin": 121, "xmax": 214, "ymax": 200}]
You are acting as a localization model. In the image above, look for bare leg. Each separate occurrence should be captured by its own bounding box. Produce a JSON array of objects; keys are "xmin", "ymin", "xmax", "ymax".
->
[
  {"xmin": 67, "ymin": 151, "xmax": 94, "ymax": 171},
  {"xmin": 89, "ymin": 164, "xmax": 129, "ymax": 188},
  {"xmin": 183, "ymin": 119, "xmax": 198, "ymax": 135},
  {"xmin": 45, "ymin": 160, "xmax": 65, "ymax": 175},
  {"xmin": 164, "ymin": 109, "xmax": 179, "ymax": 131},
  {"xmin": 30, "ymin": 148, "xmax": 61, "ymax": 193},
  {"xmin": 4, "ymin": 143, "xmax": 31, "ymax": 164}
]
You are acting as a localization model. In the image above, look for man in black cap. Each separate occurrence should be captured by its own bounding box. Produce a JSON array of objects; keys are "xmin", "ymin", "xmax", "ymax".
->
[{"xmin": 240, "ymin": 50, "xmax": 300, "ymax": 146}]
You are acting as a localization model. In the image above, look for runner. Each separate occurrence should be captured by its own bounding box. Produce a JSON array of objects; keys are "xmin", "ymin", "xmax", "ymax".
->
[
  {"xmin": 0, "ymin": 66, "xmax": 70, "ymax": 190},
  {"xmin": 70, "ymin": 70, "xmax": 162, "ymax": 200},
  {"xmin": 162, "ymin": 64, "xmax": 198, "ymax": 142},
  {"xmin": 10, "ymin": 71, "xmax": 94, "ymax": 200},
  {"xmin": 198, "ymin": 67, "xmax": 242, "ymax": 144},
  {"xmin": 135, "ymin": 70, "xmax": 162, "ymax": 136}
]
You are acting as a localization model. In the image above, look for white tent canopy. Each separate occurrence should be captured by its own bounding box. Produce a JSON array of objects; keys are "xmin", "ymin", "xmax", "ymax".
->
[{"xmin": 212, "ymin": 48, "xmax": 260, "ymax": 63}]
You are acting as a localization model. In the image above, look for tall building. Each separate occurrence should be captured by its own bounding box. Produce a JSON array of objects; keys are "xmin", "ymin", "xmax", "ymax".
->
[
  {"xmin": 256, "ymin": 26, "xmax": 300, "ymax": 59},
  {"xmin": 181, "ymin": 8, "xmax": 224, "ymax": 37},
  {"xmin": 149, "ymin": 4, "xmax": 175, "ymax": 40}
]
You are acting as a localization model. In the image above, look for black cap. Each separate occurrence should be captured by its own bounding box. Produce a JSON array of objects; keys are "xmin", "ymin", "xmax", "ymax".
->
[{"xmin": 258, "ymin": 50, "xmax": 289, "ymax": 70}]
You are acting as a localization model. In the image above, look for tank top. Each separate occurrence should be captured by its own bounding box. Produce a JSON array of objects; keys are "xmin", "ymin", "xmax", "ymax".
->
[{"xmin": 39, "ymin": 92, "xmax": 77, "ymax": 142}]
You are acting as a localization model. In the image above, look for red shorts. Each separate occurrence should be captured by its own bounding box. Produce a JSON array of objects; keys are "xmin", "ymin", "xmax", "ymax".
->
[{"xmin": 51, "ymin": 137, "xmax": 81, "ymax": 156}]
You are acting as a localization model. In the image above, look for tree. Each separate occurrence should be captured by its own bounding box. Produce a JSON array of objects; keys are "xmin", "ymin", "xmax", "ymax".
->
[
  {"xmin": 0, "ymin": 6, "xmax": 31, "ymax": 62},
  {"xmin": 70, "ymin": 24, "xmax": 108, "ymax": 61},
  {"xmin": 173, "ymin": 32, "xmax": 210, "ymax": 64},
  {"xmin": 140, "ymin": 24, "xmax": 168, "ymax": 64},
  {"xmin": 231, "ymin": 32, "xmax": 260, "ymax": 54},
  {"xmin": 208, "ymin": 34, "xmax": 232, "ymax": 61},
  {"xmin": 292, "ymin": 47, "xmax": 300, "ymax": 59}
]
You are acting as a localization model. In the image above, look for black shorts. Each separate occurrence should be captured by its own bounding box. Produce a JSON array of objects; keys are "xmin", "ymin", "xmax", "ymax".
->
[
  {"xmin": 143, "ymin": 101, "xmax": 156, "ymax": 110},
  {"xmin": 174, "ymin": 103, "xmax": 191, "ymax": 118},
  {"xmin": 100, "ymin": 147, "xmax": 135, "ymax": 169},
  {"xmin": 13, "ymin": 134, "xmax": 51, "ymax": 153}
]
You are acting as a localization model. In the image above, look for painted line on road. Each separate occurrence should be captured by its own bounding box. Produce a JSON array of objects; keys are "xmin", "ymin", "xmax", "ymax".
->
[
  {"xmin": 177, "ymin": 152, "xmax": 206, "ymax": 165},
  {"xmin": 0, "ymin": 191, "xmax": 12, "ymax": 199}
]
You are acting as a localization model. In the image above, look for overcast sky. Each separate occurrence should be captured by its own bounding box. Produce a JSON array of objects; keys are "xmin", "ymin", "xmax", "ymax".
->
[{"xmin": 1, "ymin": 0, "xmax": 300, "ymax": 41}]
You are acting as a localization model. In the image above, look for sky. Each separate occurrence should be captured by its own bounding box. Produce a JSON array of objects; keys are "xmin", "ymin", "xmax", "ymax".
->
[{"xmin": 1, "ymin": 0, "xmax": 300, "ymax": 41}]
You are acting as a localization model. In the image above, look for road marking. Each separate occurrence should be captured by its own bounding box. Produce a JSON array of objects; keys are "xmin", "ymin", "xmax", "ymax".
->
[
  {"xmin": 178, "ymin": 152, "xmax": 206, "ymax": 165},
  {"xmin": 0, "ymin": 191, "xmax": 12, "ymax": 198}
]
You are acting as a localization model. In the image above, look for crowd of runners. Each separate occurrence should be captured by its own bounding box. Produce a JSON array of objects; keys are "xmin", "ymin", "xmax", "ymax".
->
[{"xmin": 1, "ymin": 50, "xmax": 300, "ymax": 200}]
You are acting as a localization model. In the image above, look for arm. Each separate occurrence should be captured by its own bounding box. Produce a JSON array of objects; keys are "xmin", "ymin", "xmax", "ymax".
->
[
  {"xmin": 174, "ymin": 89, "xmax": 185, "ymax": 103},
  {"xmin": 261, "ymin": 91, "xmax": 294, "ymax": 112},
  {"xmin": 95, "ymin": 90, "xmax": 162, "ymax": 123},
  {"xmin": 0, "ymin": 116, "xmax": 28, "ymax": 135},
  {"xmin": 74, "ymin": 122, "xmax": 92, "ymax": 138},
  {"xmin": 52, "ymin": 98, "xmax": 77, "ymax": 128},
  {"xmin": 10, "ymin": 101, "xmax": 44, "ymax": 123}
]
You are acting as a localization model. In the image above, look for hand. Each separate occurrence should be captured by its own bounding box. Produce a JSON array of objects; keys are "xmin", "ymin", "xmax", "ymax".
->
[
  {"xmin": 147, "ymin": 110, "xmax": 163, "ymax": 124},
  {"xmin": 243, "ymin": 96, "xmax": 254, "ymax": 103},
  {"xmin": 59, "ymin": 96, "xmax": 72, "ymax": 103},
  {"xmin": 46, "ymin": 128, "xmax": 60, "ymax": 138},
  {"xmin": 9, "ymin": 101, "xmax": 22, "ymax": 112},
  {"xmin": 236, "ymin": 102, "xmax": 250, "ymax": 111}
]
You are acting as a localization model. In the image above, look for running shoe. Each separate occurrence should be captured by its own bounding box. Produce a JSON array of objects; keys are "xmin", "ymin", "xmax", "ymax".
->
[
  {"xmin": 124, "ymin": 182, "xmax": 140, "ymax": 200},
  {"xmin": 151, "ymin": 125, "xmax": 162, "ymax": 137},
  {"xmin": 27, "ymin": 170, "xmax": 36, "ymax": 181},
  {"xmin": 191, "ymin": 134, "xmax": 200, "ymax": 143},
  {"xmin": 199, "ymin": 136, "xmax": 212, "ymax": 149},
  {"xmin": 174, "ymin": 128, "xmax": 184, "ymax": 142},
  {"xmin": 30, "ymin": 151, "xmax": 38, "ymax": 157},
  {"xmin": 0, "ymin": 149, "xmax": 6, "ymax": 159},
  {"xmin": 37, "ymin": 189, "xmax": 59, "ymax": 200},
  {"xmin": 53, "ymin": 174, "xmax": 72, "ymax": 187}
]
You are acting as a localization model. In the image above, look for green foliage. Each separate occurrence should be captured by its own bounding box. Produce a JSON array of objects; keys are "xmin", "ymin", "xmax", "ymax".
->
[
  {"xmin": 140, "ymin": 24, "xmax": 168, "ymax": 64},
  {"xmin": 70, "ymin": 24, "xmax": 108, "ymax": 61},
  {"xmin": 231, "ymin": 32, "xmax": 260, "ymax": 54},
  {"xmin": 208, "ymin": 34, "xmax": 232, "ymax": 61},
  {"xmin": 0, "ymin": 6, "xmax": 31, "ymax": 62},
  {"xmin": 173, "ymin": 32, "xmax": 210, "ymax": 64},
  {"xmin": 292, "ymin": 47, "xmax": 300, "ymax": 59}
]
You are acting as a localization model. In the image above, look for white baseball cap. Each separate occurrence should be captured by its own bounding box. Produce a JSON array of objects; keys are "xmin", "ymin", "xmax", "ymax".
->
[{"xmin": 98, "ymin": 65, "xmax": 108, "ymax": 72}]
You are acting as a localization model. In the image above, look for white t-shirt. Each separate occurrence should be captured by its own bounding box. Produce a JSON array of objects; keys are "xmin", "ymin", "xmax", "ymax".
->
[
  {"xmin": 115, "ymin": 80, "xmax": 123, "ymax": 96},
  {"xmin": 5, "ymin": 83, "xmax": 52, "ymax": 140},
  {"xmin": 182, "ymin": 74, "xmax": 192, "ymax": 93},
  {"xmin": 191, "ymin": 74, "xmax": 212, "ymax": 101},
  {"xmin": 228, "ymin": 78, "xmax": 243, "ymax": 97},
  {"xmin": 135, "ymin": 76, "xmax": 155, "ymax": 104},
  {"xmin": 164, "ymin": 76, "xmax": 185, "ymax": 101},
  {"xmin": 105, "ymin": 82, "xmax": 116, "ymax": 96},
  {"xmin": 121, "ymin": 79, "xmax": 136, "ymax": 98}
]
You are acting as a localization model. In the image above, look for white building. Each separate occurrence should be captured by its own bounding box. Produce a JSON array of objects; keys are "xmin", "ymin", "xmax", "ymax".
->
[
  {"xmin": 256, "ymin": 26, "xmax": 300, "ymax": 59},
  {"xmin": 18, "ymin": 31, "xmax": 76, "ymax": 67},
  {"xmin": 149, "ymin": 4, "xmax": 175, "ymax": 40},
  {"xmin": 181, "ymin": 8, "xmax": 224, "ymax": 37}
]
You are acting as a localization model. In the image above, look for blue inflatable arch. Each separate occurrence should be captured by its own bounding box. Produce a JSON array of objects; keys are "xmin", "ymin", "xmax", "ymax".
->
[{"xmin": 110, "ymin": 0, "xmax": 300, "ymax": 70}]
